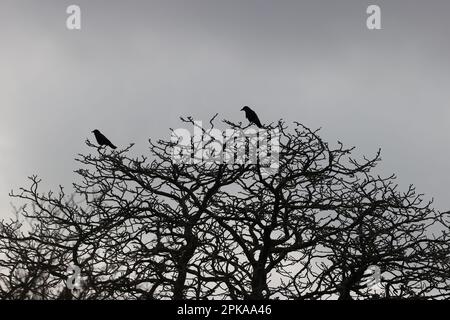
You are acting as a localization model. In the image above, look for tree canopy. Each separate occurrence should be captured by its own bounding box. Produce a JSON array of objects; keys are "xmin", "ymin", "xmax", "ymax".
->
[{"xmin": 0, "ymin": 118, "xmax": 449, "ymax": 300}]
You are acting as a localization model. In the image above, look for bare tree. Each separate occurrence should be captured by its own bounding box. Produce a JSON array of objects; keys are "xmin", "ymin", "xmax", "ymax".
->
[{"xmin": 0, "ymin": 117, "xmax": 448, "ymax": 300}]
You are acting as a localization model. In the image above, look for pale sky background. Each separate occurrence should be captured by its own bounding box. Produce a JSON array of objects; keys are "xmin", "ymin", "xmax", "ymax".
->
[{"xmin": 1, "ymin": 0, "xmax": 450, "ymax": 218}]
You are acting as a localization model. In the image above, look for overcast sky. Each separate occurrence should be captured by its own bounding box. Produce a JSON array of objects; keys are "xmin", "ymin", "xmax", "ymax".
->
[{"xmin": 1, "ymin": 0, "xmax": 450, "ymax": 218}]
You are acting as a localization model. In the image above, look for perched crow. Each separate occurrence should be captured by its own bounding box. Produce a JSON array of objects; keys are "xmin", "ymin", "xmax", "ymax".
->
[
  {"xmin": 92, "ymin": 129, "xmax": 117, "ymax": 149},
  {"xmin": 241, "ymin": 106, "xmax": 263, "ymax": 128}
]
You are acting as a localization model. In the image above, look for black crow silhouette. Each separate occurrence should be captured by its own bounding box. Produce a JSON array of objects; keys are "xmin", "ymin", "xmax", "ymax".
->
[
  {"xmin": 92, "ymin": 129, "xmax": 117, "ymax": 149},
  {"xmin": 241, "ymin": 106, "xmax": 263, "ymax": 128}
]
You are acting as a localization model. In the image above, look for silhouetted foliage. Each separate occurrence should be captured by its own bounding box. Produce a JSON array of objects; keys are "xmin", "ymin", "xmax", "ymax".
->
[{"xmin": 0, "ymin": 117, "xmax": 449, "ymax": 300}]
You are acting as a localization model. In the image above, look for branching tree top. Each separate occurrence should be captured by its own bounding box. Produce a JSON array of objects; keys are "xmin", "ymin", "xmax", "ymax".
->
[{"xmin": 1, "ymin": 117, "xmax": 449, "ymax": 300}]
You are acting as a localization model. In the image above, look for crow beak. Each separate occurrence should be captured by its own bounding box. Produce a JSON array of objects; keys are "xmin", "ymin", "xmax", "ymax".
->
[{"xmin": 240, "ymin": 108, "xmax": 244, "ymax": 111}]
